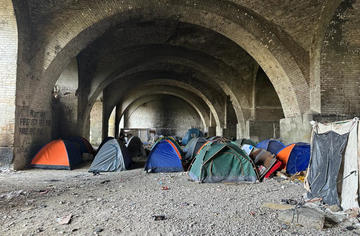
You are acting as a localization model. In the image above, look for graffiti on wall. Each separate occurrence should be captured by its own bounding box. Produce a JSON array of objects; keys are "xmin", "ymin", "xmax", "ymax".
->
[{"xmin": 18, "ymin": 108, "xmax": 51, "ymax": 135}]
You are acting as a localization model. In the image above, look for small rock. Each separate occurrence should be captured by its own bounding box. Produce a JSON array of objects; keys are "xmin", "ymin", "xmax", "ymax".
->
[
  {"xmin": 281, "ymin": 224, "xmax": 289, "ymax": 230},
  {"xmin": 153, "ymin": 215, "xmax": 166, "ymax": 221},
  {"xmin": 56, "ymin": 214, "xmax": 72, "ymax": 225},
  {"xmin": 346, "ymin": 226, "xmax": 356, "ymax": 231},
  {"xmin": 95, "ymin": 228, "xmax": 103, "ymax": 233},
  {"xmin": 328, "ymin": 205, "xmax": 341, "ymax": 212}
]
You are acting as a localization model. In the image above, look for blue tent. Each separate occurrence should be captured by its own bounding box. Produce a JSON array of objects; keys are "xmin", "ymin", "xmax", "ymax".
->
[
  {"xmin": 256, "ymin": 139, "xmax": 285, "ymax": 155},
  {"xmin": 182, "ymin": 128, "xmax": 203, "ymax": 145},
  {"xmin": 145, "ymin": 139, "xmax": 183, "ymax": 173},
  {"xmin": 277, "ymin": 142, "xmax": 311, "ymax": 175}
]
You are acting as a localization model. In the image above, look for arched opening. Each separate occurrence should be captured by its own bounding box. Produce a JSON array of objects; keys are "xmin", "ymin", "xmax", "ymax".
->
[
  {"xmin": 250, "ymin": 68, "xmax": 284, "ymax": 142},
  {"xmin": 120, "ymin": 94, "xmax": 203, "ymax": 140}
]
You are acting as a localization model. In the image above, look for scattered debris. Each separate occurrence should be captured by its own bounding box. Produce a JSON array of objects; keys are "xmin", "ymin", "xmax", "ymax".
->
[
  {"xmin": 0, "ymin": 190, "xmax": 26, "ymax": 200},
  {"xmin": 153, "ymin": 215, "xmax": 166, "ymax": 221},
  {"xmin": 346, "ymin": 226, "xmax": 356, "ymax": 231},
  {"xmin": 249, "ymin": 211, "xmax": 256, "ymax": 216},
  {"xmin": 39, "ymin": 189, "xmax": 50, "ymax": 195},
  {"xmin": 281, "ymin": 199, "xmax": 298, "ymax": 205},
  {"xmin": 95, "ymin": 228, "xmax": 103, "ymax": 233},
  {"xmin": 281, "ymin": 224, "xmax": 289, "ymax": 230},
  {"xmin": 276, "ymin": 172, "xmax": 288, "ymax": 179},
  {"xmin": 56, "ymin": 214, "xmax": 73, "ymax": 225}
]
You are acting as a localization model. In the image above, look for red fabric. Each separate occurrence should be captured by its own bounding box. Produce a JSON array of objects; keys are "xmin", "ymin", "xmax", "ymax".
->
[{"xmin": 264, "ymin": 160, "xmax": 282, "ymax": 179}]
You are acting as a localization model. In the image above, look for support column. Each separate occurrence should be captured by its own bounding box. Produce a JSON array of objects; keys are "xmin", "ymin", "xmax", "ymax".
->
[
  {"xmin": 280, "ymin": 114, "xmax": 313, "ymax": 144},
  {"xmin": 0, "ymin": 0, "xmax": 17, "ymax": 169},
  {"xmin": 89, "ymin": 99, "xmax": 103, "ymax": 146},
  {"xmin": 216, "ymin": 126, "xmax": 223, "ymax": 136},
  {"xmin": 207, "ymin": 127, "xmax": 216, "ymax": 137},
  {"xmin": 237, "ymin": 123, "xmax": 250, "ymax": 140},
  {"xmin": 108, "ymin": 107, "xmax": 116, "ymax": 137},
  {"xmin": 114, "ymin": 105, "xmax": 121, "ymax": 138}
]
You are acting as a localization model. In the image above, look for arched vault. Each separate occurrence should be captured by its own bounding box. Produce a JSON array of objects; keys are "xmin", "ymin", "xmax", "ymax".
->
[{"xmin": 31, "ymin": 0, "xmax": 309, "ymax": 119}]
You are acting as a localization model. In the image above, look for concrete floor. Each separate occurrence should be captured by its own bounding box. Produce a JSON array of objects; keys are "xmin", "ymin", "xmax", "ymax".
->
[{"xmin": 0, "ymin": 166, "xmax": 355, "ymax": 235}]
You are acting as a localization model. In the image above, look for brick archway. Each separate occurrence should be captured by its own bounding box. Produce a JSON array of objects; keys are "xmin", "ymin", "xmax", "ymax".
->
[{"xmin": 32, "ymin": 0, "xmax": 308, "ymax": 118}]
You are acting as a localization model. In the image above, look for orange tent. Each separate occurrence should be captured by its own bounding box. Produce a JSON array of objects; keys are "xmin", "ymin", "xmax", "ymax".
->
[
  {"xmin": 276, "ymin": 143, "xmax": 310, "ymax": 174},
  {"xmin": 31, "ymin": 140, "xmax": 83, "ymax": 170}
]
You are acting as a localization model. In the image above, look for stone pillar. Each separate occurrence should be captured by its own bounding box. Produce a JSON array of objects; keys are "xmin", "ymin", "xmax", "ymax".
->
[
  {"xmin": 89, "ymin": 100, "xmax": 103, "ymax": 146},
  {"xmin": 108, "ymin": 107, "xmax": 116, "ymax": 137},
  {"xmin": 237, "ymin": 123, "xmax": 250, "ymax": 140},
  {"xmin": 0, "ymin": 0, "xmax": 17, "ymax": 169},
  {"xmin": 207, "ymin": 127, "xmax": 216, "ymax": 137},
  {"xmin": 216, "ymin": 126, "xmax": 223, "ymax": 136},
  {"xmin": 114, "ymin": 105, "xmax": 121, "ymax": 138},
  {"xmin": 53, "ymin": 58, "xmax": 79, "ymax": 138},
  {"xmin": 280, "ymin": 114, "xmax": 313, "ymax": 144}
]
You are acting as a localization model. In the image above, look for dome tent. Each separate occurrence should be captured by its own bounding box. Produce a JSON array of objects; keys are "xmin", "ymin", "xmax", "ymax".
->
[
  {"xmin": 256, "ymin": 139, "xmax": 285, "ymax": 155},
  {"xmin": 183, "ymin": 137, "xmax": 208, "ymax": 161},
  {"xmin": 68, "ymin": 136, "xmax": 94, "ymax": 154},
  {"xmin": 189, "ymin": 142, "xmax": 259, "ymax": 183},
  {"xmin": 95, "ymin": 136, "xmax": 115, "ymax": 155},
  {"xmin": 182, "ymin": 128, "xmax": 203, "ymax": 145},
  {"xmin": 277, "ymin": 142, "xmax": 310, "ymax": 174},
  {"xmin": 89, "ymin": 139, "xmax": 132, "ymax": 172},
  {"xmin": 126, "ymin": 136, "xmax": 146, "ymax": 158},
  {"xmin": 31, "ymin": 140, "xmax": 83, "ymax": 170},
  {"xmin": 145, "ymin": 138, "xmax": 183, "ymax": 173},
  {"xmin": 233, "ymin": 138, "xmax": 257, "ymax": 147}
]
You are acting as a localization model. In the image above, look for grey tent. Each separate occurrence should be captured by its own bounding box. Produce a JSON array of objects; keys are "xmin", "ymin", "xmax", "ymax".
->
[
  {"xmin": 183, "ymin": 137, "xmax": 208, "ymax": 161},
  {"xmin": 89, "ymin": 139, "xmax": 132, "ymax": 172}
]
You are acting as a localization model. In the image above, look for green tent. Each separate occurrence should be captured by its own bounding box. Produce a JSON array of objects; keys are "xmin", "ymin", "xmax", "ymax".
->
[
  {"xmin": 189, "ymin": 142, "xmax": 259, "ymax": 183},
  {"xmin": 233, "ymin": 138, "xmax": 257, "ymax": 147}
]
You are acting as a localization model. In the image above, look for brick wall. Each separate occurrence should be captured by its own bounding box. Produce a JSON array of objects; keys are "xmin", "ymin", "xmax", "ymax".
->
[{"xmin": 320, "ymin": 0, "xmax": 360, "ymax": 117}]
